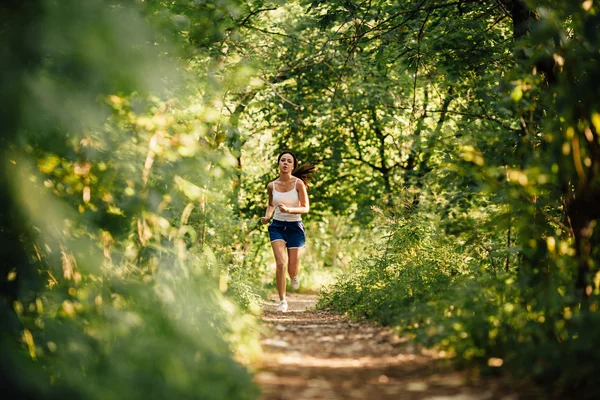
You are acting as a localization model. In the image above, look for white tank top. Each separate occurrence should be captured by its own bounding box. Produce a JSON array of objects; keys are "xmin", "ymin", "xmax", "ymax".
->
[{"xmin": 272, "ymin": 178, "xmax": 302, "ymax": 222}]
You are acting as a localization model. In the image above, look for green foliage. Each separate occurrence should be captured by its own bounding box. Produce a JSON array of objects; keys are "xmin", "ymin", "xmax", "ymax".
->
[
  {"xmin": 1, "ymin": 0, "xmax": 262, "ymax": 398},
  {"xmin": 233, "ymin": 0, "xmax": 516, "ymax": 223},
  {"xmin": 3, "ymin": 0, "xmax": 600, "ymax": 397},
  {"xmin": 319, "ymin": 198, "xmax": 599, "ymax": 396},
  {"xmin": 318, "ymin": 205, "xmax": 472, "ymax": 328},
  {"xmin": 314, "ymin": 1, "xmax": 600, "ymax": 397}
]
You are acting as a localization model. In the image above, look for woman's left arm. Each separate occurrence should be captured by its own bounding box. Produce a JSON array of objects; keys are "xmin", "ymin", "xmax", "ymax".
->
[{"xmin": 279, "ymin": 180, "xmax": 310, "ymax": 214}]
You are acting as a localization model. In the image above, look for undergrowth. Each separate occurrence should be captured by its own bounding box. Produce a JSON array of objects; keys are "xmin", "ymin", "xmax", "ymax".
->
[{"xmin": 318, "ymin": 208, "xmax": 600, "ymax": 398}]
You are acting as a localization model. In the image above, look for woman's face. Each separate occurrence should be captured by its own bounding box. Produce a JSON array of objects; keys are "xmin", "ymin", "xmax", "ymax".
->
[{"xmin": 278, "ymin": 153, "xmax": 295, "ymax": 173}]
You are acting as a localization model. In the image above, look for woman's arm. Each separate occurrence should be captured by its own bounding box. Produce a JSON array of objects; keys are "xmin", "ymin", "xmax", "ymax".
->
[
  {"xmin": 278, "ymin": 180, "xmax": 310, "ymax": 214},
  {"xmin": 261, "ymin": 182, "xmax": 275, "ymax": 223}
]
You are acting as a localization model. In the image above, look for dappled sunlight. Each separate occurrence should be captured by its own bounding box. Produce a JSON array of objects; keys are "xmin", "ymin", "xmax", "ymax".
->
[
  {"xmin": 2, "ymin": 0, "xmax": 600, "ymax": 399},
  {"xmin": 267, "ymin": 353, "xmax": 423, "ymax": 369},
  {"xmin": 255, "ymin": 294, "xmax": 527, "ymax": 400}
]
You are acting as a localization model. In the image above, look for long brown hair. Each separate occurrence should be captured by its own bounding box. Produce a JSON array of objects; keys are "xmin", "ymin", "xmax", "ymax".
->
[{"xmin": 277, "ymin": 151, "xmax": 317, "ymax": 189}]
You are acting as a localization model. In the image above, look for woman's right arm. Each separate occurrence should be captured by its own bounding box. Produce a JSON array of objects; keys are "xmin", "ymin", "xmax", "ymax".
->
[{"xmin": 261, "ymin": 182, "xmax": 274, "ymax": 224}]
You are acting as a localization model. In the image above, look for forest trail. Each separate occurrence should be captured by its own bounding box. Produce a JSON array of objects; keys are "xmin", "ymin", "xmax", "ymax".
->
[{"xmin": 254, "ymin": 293, "xmax": 531, "ymax": 400}]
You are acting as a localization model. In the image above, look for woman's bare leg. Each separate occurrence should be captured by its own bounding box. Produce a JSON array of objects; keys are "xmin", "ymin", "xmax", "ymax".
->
[
  {"xmin": 271, "ymin": 240, "xmax": 288, "ymax": 301},
  {"xmin": 287, "ymin": 247, "xmax": 302, "ymax": 279}
]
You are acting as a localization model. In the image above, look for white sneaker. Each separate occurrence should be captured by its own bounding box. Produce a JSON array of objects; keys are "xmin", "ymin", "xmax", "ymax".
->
[
  {"xmin": 291, "ymin": 276, "xmax": 300, "ymax": 290},
  {"xmin": 276, "ymin": 300, "xmax": 288, "ymax": 313}
]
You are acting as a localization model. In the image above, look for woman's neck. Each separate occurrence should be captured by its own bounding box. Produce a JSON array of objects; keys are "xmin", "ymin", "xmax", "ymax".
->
[{"xmin": 278, "ymin": 172, "xmax": 293, "ymax": 182}]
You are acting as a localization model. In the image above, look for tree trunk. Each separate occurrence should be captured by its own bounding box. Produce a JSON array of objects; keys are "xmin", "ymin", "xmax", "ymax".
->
[
  {"xmin": 370, "ymin": 107, "xmax": 393, "ymax": 206},
  {"xmin": 228, "ymin": 91, "xmax": 257, "ymax": 205},
  {"xmin": 566, "ymin": 190, "xmax": 600, "ymax": 297},
  {"xmin": 507, "ymin": 0, "xmax": 533, "ymax": 40}
]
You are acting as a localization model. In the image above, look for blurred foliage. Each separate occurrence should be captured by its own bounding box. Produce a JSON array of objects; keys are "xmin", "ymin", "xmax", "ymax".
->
[{"xmin": 1, "ymin": 0, "xmax": 262, "ymax": 399}]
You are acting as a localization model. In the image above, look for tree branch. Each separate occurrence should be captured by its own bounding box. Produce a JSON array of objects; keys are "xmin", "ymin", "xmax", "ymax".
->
[
  {"xmin": 384, "ymin": 105, "xmax": 521, "ymax": 132},
  {"xmin": 238, "ymin": 7, "xmax": 279, "ymax": 27},
  {"xmin": 344, "ymin": 155, "xmax": 383, "ymax": 172},
  {"xmin": 410, "ymin": 9, "xmax": 432, "ymax": 124},
  {"xmin": 241, "ymin": 24, "xmax": 307, "ymax": 42},
  {"xmin": 341, "ymin": 0, "xmax": 479, "ymax": 43}
]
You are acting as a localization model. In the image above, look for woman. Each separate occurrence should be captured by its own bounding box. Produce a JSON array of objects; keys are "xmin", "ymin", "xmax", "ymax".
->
[{"xmin": 261, "ymin": 151, "xmax": 316, "ymax": 312}]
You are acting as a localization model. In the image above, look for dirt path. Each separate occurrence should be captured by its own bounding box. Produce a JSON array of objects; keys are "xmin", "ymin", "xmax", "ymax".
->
[{"xmin": 254, "ymin": 293, "xmax": 535, "ymax": 400}]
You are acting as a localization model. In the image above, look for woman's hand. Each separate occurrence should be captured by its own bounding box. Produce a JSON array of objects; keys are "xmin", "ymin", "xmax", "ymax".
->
[
  {"xmin": 260, "ymin": 216, "xmax": 270, "ymax": 224},
  {"xmin": 278, "ymin": 204, "xmax": 290, "ymax": 213}
]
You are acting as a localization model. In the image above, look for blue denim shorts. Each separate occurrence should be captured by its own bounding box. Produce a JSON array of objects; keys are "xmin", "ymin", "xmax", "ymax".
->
[{"xmin": 268, "ymin": 219, "xmax": 306, "ymax": 249}]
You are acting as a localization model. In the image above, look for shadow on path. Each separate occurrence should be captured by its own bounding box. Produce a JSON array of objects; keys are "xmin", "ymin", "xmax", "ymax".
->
[{"xmin": 254, "ymin": 293, "xmax": 538, "ymax": 400}]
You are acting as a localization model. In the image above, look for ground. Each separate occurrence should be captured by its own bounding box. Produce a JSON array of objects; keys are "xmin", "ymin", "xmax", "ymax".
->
[{"xmin": 253, "ymin": 293, "xmax": 540, "ymax": 400}]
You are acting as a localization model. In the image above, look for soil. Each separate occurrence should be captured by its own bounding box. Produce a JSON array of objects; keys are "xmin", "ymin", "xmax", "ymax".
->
[{"xmin": 254, "ymin": 293, "xmax": 540, "ymax": 400}]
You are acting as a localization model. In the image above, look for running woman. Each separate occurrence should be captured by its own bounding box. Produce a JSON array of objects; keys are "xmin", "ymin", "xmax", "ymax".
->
[{"xmin": 260, "ymin": 151, "xmax": 316, "ymax": 312}]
